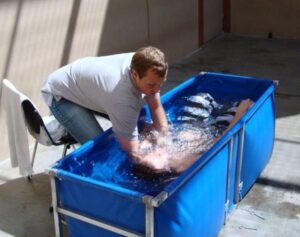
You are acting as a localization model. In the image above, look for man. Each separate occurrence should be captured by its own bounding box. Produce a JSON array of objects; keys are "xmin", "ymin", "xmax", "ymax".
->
[{"xmin": 41, "ymin": 46, "xmax": 169, "ymax": 159}]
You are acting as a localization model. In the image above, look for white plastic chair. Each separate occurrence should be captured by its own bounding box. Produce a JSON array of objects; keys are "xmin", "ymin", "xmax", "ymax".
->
[{"xmin": 2, "ymin": 79, "xmax": 76, "ymax": 178}]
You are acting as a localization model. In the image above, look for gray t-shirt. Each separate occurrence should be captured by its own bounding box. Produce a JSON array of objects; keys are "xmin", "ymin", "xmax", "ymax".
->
[{"xmin": 41, "ymin": 53, "xmax": 143, "ymax": 140}]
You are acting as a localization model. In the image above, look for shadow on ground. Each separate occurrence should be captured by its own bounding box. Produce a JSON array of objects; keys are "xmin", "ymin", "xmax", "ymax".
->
[{"xmin": 0, "ymin": 174, "xmax": 54, "ymax": 237}]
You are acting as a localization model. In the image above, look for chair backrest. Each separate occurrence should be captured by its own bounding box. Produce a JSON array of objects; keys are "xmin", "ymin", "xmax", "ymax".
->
[
  {"xmin": 21, "ymin": 99, "xmax": 44, "ymax": 136},
  {"xmin": 2, "ymin": 79, "xmax": 67, "ymax": 146},
  {"xmin": 21, "ymin": 99, "xmax": 64, "ymax": 146}
]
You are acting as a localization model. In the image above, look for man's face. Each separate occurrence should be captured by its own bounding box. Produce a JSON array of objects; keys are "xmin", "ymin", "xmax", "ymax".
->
[{"xmin": 132, "ymin": 68, "xmax": 166, "ymax": 96}]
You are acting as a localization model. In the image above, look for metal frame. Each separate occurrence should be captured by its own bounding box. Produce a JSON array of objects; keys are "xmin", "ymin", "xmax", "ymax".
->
[
  {"xmin": 234, "ymin": 125, "xmax": 245, "ymax": 203},
  {"xmin": 48, "ymin": 169, "xmax": 157, "ymax": 237},
  {"xmin": 47, "ymin": 128, "xmax": 247, "ymax": 237},
  {"xmin": 45, "ymin": 75, "xmax": 276, "ymax": 237},
  {"xmin": 143, "ymin": 196, "xmax": 154, "ymax": 237},
  {"xmin": 48, "ymin": 125, "xmax": 247, "ymax": 237},
  {"xmin": 47, "ymin": 117, "xmax": 254, "ymax": 236},
  {"xmin": 57, "ymin": 207, "xmax": 143, "ymax": 237},
  {"xmin": 49, "ymin": 172, "xmax": 62, "ymax": 237},
  {"xmin": 224, "ymin": 137, "xmax": 234, "ymax": 223}
]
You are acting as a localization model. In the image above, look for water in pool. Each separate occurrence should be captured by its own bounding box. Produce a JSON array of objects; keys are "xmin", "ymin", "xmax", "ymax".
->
[{"xmin": 68, "ymin": 93, "xmax": 239, "ymax": 196}]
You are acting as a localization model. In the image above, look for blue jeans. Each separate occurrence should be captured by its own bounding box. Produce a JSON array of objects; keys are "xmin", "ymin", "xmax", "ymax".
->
[{"xmin": 49, "ymin": 98, "xmax": 104, "ymax": 144}]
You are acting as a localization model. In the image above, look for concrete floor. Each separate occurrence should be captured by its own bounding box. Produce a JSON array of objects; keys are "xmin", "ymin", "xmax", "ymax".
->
[{"xmin": 0, "ymin": 33, "xmax": 300, "ymax": 237}]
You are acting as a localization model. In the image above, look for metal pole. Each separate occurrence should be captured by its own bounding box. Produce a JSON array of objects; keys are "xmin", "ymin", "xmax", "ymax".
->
[
  {"xmin": 50, "ymin": 174, "xmax": 62, "ymax": 237},
  {"xmin": 145, "ymin": 203, "xmax": 154, "ymax": 237},
  {"xmin": 224, "ymin": 137, "xmax": 233, "ymax": 224},
  {"xmin": 31, "ymin": 140, "xmax": 38, "ymax": 167},
  {"xmin": 143, "ymin": 195, "xmax": 154, "ymax": 237},
  {"xmin": 234, "ymin": 125, "xmax": 245, "ymax": 203},
  {"xmin": 57, "ymin": 207, "xmax": 143, "ymax": 237}
]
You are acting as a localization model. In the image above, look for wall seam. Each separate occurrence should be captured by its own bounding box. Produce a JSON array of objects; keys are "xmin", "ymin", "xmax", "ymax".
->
[
  {"xmin": 146, "ymin": 0, "xmax": 151, "ymax": 45},
  {"xmin": 223, "ymin": 0, "xmax": 230, "ymax": 32},
  {"xmin": 198, "ymin": 0, "xmax": 204, "ymax": 46}
]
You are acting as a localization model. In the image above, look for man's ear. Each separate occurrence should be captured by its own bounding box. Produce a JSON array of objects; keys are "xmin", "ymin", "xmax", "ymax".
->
[{"xmin": 131, "ymin": 69, "xmax": 138, "ymax": 78}]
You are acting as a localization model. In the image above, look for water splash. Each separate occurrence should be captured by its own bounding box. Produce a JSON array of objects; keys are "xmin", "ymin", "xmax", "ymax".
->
[{"xmin": 67, "ymin": 93, "xmax": 239, "ymax": 195}]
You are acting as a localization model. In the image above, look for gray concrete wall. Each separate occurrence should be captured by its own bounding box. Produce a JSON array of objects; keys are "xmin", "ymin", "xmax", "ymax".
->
[
  {"xmin": 204, "ymin": 0, "xmax": 223, "ymax": 42},
  {"xmin": 148, "ymin": 0, "xmax": 198, "ymax": 63},
  {"xmin": 231, "ymin": 0, "xmax": 300, "ymax": 39},
  {"xmin": 0, "ymin": 0, "xmax": 199, "ymax": 161}
]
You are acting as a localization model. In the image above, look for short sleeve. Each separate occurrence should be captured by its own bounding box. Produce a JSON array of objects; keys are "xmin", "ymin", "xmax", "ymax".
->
[{"xmin": 108, "ymin": 102, "xmax": 141, "ymax": 140}]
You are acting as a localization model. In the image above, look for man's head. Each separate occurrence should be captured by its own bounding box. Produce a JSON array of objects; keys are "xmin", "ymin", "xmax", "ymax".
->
[{"xmin": 130, "ymin": 46, "xmax": 168, "ymax": 96}]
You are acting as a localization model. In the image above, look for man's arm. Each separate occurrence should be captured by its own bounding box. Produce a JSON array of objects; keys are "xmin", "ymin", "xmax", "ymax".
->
[
  {"xmin": 145, "ymin": 93, "xmax": 169, "ymax": 133},
  {"xmin": 117, "ymin": 135, "xmax": 142, "ymax": 161}
]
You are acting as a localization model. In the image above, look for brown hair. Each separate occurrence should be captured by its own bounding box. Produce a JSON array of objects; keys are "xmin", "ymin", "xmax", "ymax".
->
[{"xmin": 130, "ymin": 46, "xmax": 168, "ymax": 78}]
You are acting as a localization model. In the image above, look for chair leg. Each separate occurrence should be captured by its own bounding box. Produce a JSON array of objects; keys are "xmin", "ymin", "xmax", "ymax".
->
[
  {"xmin": 31, "ymin": 140, "xmax": 38, "ymax": 167},
  {"xmin": 62, "ymin": 144, "xmax": 70, "ymax": 157},
  {"xmin": 26, "ymin": 140, "xmax": 38, "ymax": 181}
]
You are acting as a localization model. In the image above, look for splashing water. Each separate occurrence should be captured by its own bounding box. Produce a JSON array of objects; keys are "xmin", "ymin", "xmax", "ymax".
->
[
  {"xmin": 139, "ymin": 124, "xmax": 214, "ymax": 158},
  {"xmin": 136, "ymin": 93, "xmax": 239, "ymax": 176},
  {"xmin": 66, "ymin": 93, "xmax": 239, "ymax": 195}
]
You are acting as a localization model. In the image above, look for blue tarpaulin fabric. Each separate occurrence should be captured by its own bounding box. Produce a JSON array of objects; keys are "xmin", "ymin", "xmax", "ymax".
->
[{"xmin": 52, "ymin": 72, "xmax": 275, "ymax": 237}]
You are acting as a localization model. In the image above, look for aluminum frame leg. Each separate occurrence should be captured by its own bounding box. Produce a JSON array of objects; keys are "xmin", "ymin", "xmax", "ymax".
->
[
  {"xmin": 234, "ymin": 125, "xmax": 245, "ymax": 203},
  {"xmin": 145, "ymin": 203, "xmax": 154, "ymax": 237},
  {"xmin": 224, "ymin": 137, "xmax": 234, "ymax": 223},
  {"xmin": 50, "ymin": 175, "xmax": 62, "ymax": 237}
]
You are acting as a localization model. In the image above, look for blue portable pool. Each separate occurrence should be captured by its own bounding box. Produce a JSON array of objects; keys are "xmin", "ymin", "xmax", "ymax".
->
[{"xmin": 48, "ymin": 72, "xmax": 276, "ymax": 237}]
